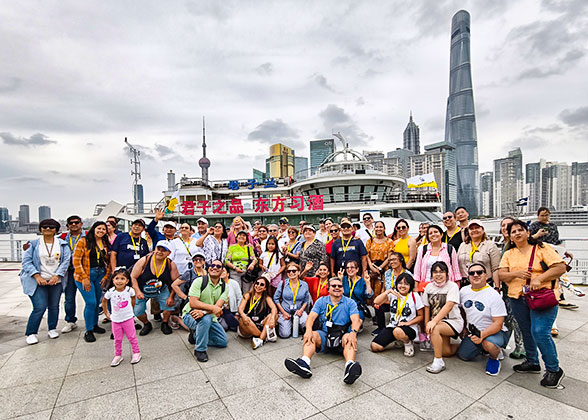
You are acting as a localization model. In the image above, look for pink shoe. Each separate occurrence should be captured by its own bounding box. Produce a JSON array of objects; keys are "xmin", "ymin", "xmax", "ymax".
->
[
  {"xmin": 131, "ymin": 352, "xmax": 142, "ymax": 364},
  {"xmin": 111, "ymin": 356, "xmax": 123, "ymax": 367}
]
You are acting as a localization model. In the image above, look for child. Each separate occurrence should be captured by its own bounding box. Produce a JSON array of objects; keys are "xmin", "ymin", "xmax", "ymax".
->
[
  {"xmin": 259, "ymin": 236, "xmax": 285, "ymax": 295},
  {"xmin": 370, "ymin": 273, "xmax": 424, "ymax": 357},
  {"xmin": 102, "ymin": 268, "xmax": 141, "ymax": 366}
]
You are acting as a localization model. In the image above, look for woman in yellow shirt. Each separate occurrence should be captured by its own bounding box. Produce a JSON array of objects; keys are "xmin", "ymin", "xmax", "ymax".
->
[{"xmin": 392, "ymin": 219, "xmax": 417, "ymax": 269}]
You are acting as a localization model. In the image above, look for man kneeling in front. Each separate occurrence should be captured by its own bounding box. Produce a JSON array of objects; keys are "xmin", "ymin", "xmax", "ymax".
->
[{"xmin": 285, "ymin": 277, "xmax": 363, "ymax": 384}]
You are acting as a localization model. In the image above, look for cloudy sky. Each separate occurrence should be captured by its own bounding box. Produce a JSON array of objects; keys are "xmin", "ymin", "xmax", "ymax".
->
[{"xmin": 1, "ymin": 0, "xmax": 587, "ymax": 220}]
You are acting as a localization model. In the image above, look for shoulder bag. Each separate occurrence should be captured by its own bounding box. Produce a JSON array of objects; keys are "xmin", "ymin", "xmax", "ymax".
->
[{"xmin": 524, "ymin": 245, "xmax": 558, "ymax": 311}]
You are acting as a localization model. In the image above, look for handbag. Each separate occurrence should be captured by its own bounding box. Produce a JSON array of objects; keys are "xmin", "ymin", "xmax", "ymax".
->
[
  {"xmin": 241, "ymin": 245, "xmax": 261, "ymax": 283},
  {"xmin": 524, "ymin": 245, "xmax": 558, "ymax": 311}
]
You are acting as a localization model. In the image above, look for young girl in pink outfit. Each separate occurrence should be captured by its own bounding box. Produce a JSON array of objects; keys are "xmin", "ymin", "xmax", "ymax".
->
[{"xmin": 102, "ymin": 268, "xmax": 141, "ymax": 366}]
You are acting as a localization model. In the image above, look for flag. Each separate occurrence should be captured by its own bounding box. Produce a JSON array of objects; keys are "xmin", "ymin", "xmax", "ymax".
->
[
  {"xmin": 166, "ymin": 190, "xmax": 180, "ymax": 213},
  {"xmin": 407, "ymin": 173, "xmax": 437, "ymax": 189},
  {"xmin": 516, "ymin": 197, "xmax": 529, "ymax": 207}
]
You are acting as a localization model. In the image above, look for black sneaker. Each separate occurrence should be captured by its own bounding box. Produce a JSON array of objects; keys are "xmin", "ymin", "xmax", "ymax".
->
[
  {"xmin": 188, "ymin": 330, "xmax": 195, "ymax": 345},
  {"xmin": 195, "ymin": 350, "xmax": 208, "ymax": 362},
  {"xmin": 110, "ymin": 333, "xmax": 114, "ymax": 340},
  {"xmin": 284, "ymin": 358, "xmax": 312, "ymax": 379},
  {"xmin": 541, "ymin": 368, "xmax": 565, "ymax": 388},
  {"xmin": 139, "ymin": 322, "xmax": 153, "ymax": 336},
  {"xmin": 343, "ymin": 361, "xmax": 362, "ymax": 384},
  {"xmin": 161, "ymin": 322, "xmax": 173, "ymax": 335},
  {"xmin": 84, "ymin": 331, "xmax": 96, "ymax": 343},
  {"xmin": 154, "ymin": 313, "xmax": 163, "ymax": 322},
  {"xmin": 93, "ymin": 325, "xmax": 106, "ymax": 334},
  {"xmin": 135, "ymin": 323, "xmax": 141, "ymax": 330},
  {"xmin": 513, "ymin": 360, "xmax": 541, "ymax": 374}
]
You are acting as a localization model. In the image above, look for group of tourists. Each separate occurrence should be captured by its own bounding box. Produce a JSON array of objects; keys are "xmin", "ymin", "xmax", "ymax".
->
[{"xmin": 20, "ymin": 206, "xmax": 574, "ymax": 388}]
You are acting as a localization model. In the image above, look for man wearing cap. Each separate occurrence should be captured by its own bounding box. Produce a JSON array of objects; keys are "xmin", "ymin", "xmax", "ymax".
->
[
  {"xmin": 147, "ymin": 209, "xmax": 177, "ymax": 243},
  {"xmin": 299, "ymin": 224, "xmax": 328, "ymax": 278},
  {"xmin": 59, "ymin": 215, "xmax": 86, "ymax": 333},
  {"xmin": 131, "ymin": 240, "xmax": 180, "ymax": 336},
  {"xmin": 441, "ymin": 211, "xmax": 463, "ymax": 252},
  {"xmin": 277, "ymin": 217, "xmax": 290, "ymax": 247},
  {"xmin": 192, "ymin": 217, "xmax": 209, "ymax": 240},
  {"xmin": 170, "ymin": 250, "xmax": 207, "ymax": 333},
  {"xmin": 110, "ymin": 219, "xmax": 150, "ymax": 274},
  {"xmin": 356, "ymin": 213, "xmax": 375, "ymax": 245},
  {"xmin": 330, "ymin": 218, "xmax": 368, "ymax": 276}
]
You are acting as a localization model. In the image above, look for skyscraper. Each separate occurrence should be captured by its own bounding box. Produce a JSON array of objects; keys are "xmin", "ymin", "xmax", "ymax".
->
[
  {"xmin": 444, "ymin": 10, "xmax": 479, "ymax": 214},
  {"xmin": 267, "ymin": 144, "xmax": 294, "ymax": 178},
  {"xmin": 0, "ymin": 207, "xmax": 9, "ymax": 232},
  {"xmin": 526, "ymin": 160, "xmax": 546, "ymax": 214},
  {"xmin": 363, "ymin": 151, "xmax": 385, "ymax": 172},
  {"xmin": 39, "ymin": 206, "xmax": 51, "ymax": 221},
  {"xmin": 542, "ymin": 163, "xmax": 572, "ymax": 211},
  {"xmin": 403, "ymin": 112, "xmax": 420, "ymax": 154},
  {"xmin": 571, "ymin": 162, "xmax": 588, "ymax": 207},
  {"xmin": 479, "ymin": 172, "xmax": 493, "ymax": 217},
  {"xmin": 494, "ymin": 148, "xmax": 523, "ymax": 217},
  {"xmin": 294, "ymin": 156, "xmax": 309, "ymax": 180},
  {"xmin": 310, "ymin": 139, "xmax": 335, "ymax": 175},
  {"xmin": 19, "ymin": 204, "xmax": 30, "ymax": 226}
]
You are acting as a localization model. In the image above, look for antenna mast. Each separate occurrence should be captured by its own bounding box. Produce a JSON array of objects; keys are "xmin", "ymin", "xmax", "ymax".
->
[{"xmin": 124, "ymin": 137, "xmax": 142, "ymax": 214}]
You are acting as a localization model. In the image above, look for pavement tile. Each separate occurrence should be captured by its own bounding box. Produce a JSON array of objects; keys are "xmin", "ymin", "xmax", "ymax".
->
[
  {"xmin": 51, "ymin": 387, "xmax": 140, "ymax": 420},
  {"xmin": 191, "ymin": 335, "xmax": 254, "ymax": 369},
  {"xmin": 331, "ymin": 350, "xmax": 409, "ymax": 388},
  {"xmin": 137, "ymin": 370, "xmax": 218, "ymax": 420},
  {"xmin": 323, "ymin": 388, "xmax": 420, "ymax": 419},
  {"xmin": 157, "ymin": 400, "xmax": 231, "ymax": 420},
  {"xmin": 0, "ymin": 349, "xmax": 14, "ymax": 367},
  {"xmin": 303, "ymin": 414, "xmax": 328, "ymax": 420},
  {"xmin": 56, "ymin": 363, "xmax": 135, "ymax": 407},
  {"xmin": 133, "ymin": 345, "xmax": 201, "ymax": 386},
  {"xmin": 452, "ymin": 402, "xmax": 507, "ymax": 419},
  {"xmin": 0, "ymin": 378, "xmax": 61, "ymax": 420},
  {"xmin": 507, "ymin": 371, "xmax": 588, "ymax": 413},
  {"xmin": 378, "ymin": 371, "xmax": 475, "ymax": 420},
  {"xmin": 284, "ymin": 363, "xmax": 371, "ymax": 411},
  {"xmin": 479, "ymin": 381, "xmax": 588, "ymax": 418},
  {"xmin": 4, "ymin": 335, "xmax": 78, "ymax": 366},
  {"xmin": 223, "ymin": 378, "xmax": 319, "ymax": 420},
  {"xmin": 204, "ymin": 355, "xmax": 280, "ymax": 398},
  {"xmin": 255, "ymin": 342, "xmax": 337, "ymax": 379},
  {"xmin": 0, "ymin": 354, "xmax": 70, "ymax": 389}
]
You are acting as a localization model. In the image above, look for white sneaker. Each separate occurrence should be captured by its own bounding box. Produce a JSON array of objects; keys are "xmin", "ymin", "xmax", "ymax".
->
[
  {"xmin": 48, "ymin": 330, "xmax": 59, "ymax": 339},
  {"xmin": 266, "ymin": 326, "xmax": 277, "ymax": 342},
  {"xmin": 252, "ymin": 337, "xmax": 264, "ymax": 350},
  {"xmin": 26, "ymin": 334, "xmax": 39, "ymax": 345},
  {"xmin": 61, "ymin": 322, "xmax": 77, "ymax": 333},
  {"xmin": 426, "ymin": 359, "xmax": 446, "ymax": 374},
  {"xmin": 403, "ymin": 341, "xmax": 415, "ymax": 357},
  {"xmin": 498, "ymin": 348, "xmax": 505, "ymax": 360},
  {"xmin": 111, "ymin": 356, "xmax": 123, "ymax": 367}
]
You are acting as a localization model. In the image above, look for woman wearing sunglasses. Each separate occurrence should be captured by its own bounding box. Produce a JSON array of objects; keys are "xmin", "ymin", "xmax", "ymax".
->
[
  {"xmin": 274, "ymin": 263, "xmax": 310, "ymax": 338},
  {"xmin": 238, "ymin": 276, "xmax": 278, "ymax": 349},
  {"xmin": 337, "ymin": 260, "xmax": 373, "ymax": 327},
  {"xmin": 392, "ymin": 219, "xmax": 417, "ymax": 270},
  {"xmin": 196, "ymin": 222, "xmax": 229, "ymax": 266},
  {"xmin": 20, "ymin": 219, "xmax": 71, "ymax": 345}
]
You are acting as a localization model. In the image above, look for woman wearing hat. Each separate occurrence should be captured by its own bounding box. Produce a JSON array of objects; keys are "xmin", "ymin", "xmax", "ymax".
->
[
  {"xmin": 20, "ymin": 219, "xmax": 71, "ymax": 345},
  {"xmin": 457, "ymin": 220, "xmax": 501, "ymax": 288},
  {"xmin": 298, "ymin": 224, "xmax": 327, "ymax": 278}
]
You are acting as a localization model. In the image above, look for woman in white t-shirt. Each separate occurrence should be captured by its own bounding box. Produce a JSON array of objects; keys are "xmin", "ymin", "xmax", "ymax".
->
[
  {"xmin": 171, "ymin": 223, "xmax": 204, "ymax": 276},
  {"xmin": 259, "ymin": 236, "xmax": 285, "ymax": 295},
  {"xmin": 371, "ymin": 273, "xmax": 424, "ymax": 357},
  {"xmin": 422, "ymin": 261, "xmax": 463, "ymax": 374}
]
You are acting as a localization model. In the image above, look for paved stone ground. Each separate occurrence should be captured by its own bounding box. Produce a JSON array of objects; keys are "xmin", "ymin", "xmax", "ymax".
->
[{"xmin": 1, "ymin": 262, "xmax": 587, "ymax": 420}]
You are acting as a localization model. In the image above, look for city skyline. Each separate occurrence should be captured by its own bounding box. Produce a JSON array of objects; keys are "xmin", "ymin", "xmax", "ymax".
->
[{"xmin": 1, "ymin": 1, "xmax": 587, "ymax": 219}]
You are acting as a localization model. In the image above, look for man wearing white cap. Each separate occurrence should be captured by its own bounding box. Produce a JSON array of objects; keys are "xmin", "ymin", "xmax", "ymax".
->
[
  {"xmin": 192, "ymin": 217, "xmax": 209, "ymax": 240},
  {"xmin": 131, "ymin": 240, "xmax": 180, "ymax": 336},
  {"xmin": 147, "ymin": 209, "xmax": 177, "ymax": 242}
]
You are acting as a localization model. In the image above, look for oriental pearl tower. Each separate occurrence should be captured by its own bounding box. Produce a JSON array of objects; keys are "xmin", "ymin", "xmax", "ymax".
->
[{"xmin": 199, "ymin": 117, "xmax": 211, "ymax": 184}]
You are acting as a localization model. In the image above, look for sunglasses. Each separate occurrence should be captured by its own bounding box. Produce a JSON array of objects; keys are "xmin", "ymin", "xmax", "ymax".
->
[
  {"xmin": 363, "ymin": 217, "xmax": 372, "ymax": 221},
  {"xmin": 330, "ymin": 229, "xmax": 339, "ymax": 233},
  {"xmin": 68, "ymin": 221, "xmax": 81, "ymax": 225},
  {"xmin": 396, "ymin": 226, "xmax": 407, "ymax": 230},
  {"xmin": 442, "ymin": 215, "xmax": 454, "ymax": 220},
  {"xmin": 269, "ymin": 230, "xmax": 278, "ymax": 233},
  {"xmin": 330, "ymin": 284, "xmax": 343, "ymax": 289},
  {"xmin": 468, "ymin": 270, "xmax": 485, "ymax": 276},
  {"xmin": 209, "ymin": 264, "xmax": 223, "ymax": 269},
  {"xmin": 180, "ymin": 226, "xmax": 190, "ymax": 229},
  {"xmin": 279, "ymin": 221, "xmax": 288, "ymax": 224},
  {"xmin": 255, "ymin": 281, "xmax": 266, "ymax": 287},
  {"xmin": 287, "ymin": 269, "xmax": 299, "ymax": 273},
  {"xmin": 193, "ymin": 257, "xmax": 205, "ymax": 261},
  {"xmin": 40, "ymin": 226, "xmax": 56, "ymax": 230}
]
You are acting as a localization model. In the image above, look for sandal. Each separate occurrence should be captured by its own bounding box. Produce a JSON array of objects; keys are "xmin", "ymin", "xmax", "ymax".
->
[{"xmin": 551, "ymin": 328, "xmax": 559, "ymax": 337}]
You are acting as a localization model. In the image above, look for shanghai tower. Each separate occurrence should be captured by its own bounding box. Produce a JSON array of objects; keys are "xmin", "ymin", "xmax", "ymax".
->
[{"xmin": 444, "ymin": 10, "xmax": 479, "ymax": 214}]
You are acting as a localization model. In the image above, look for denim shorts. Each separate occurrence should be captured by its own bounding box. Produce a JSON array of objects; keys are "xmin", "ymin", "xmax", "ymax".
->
[
  {"xmin": 457, "ymin": 330, "xmax": 509, "ymax": 361},
  {"xmin": 134, "ymin": 285, "xmax": 174, "ymax": 316}
]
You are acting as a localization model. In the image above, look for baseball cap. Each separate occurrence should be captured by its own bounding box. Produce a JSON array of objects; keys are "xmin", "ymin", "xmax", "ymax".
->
[
  {"xmin": 163, "ymin": 221, "xmax": 177, "ymax": 229},
  {"xmin": 197, "ymin": 217, "xmax": 209, "ymax": 224},
  {"xmin": 303, "ymin": 224, "xmax": 316, "ymax": 232},
  {"xmin": 340, "ymin": 217, "xmax": 352, "ymax": 227},
  {"xmin": 468, "ymin": 219, "xmax": 484, "ymax": 228},
  {"xmin": 155, "ymin": 240, "xmax": 172, "ymax": 251},
  {"xmin": 279, "ymin": 217, "xmax": 289, "ymax": 223},
  {"xmin": 192, "ymin": 250, "xmax": 206, "ymax": 260},
  {"xmin": 132, "ymin": 219, "xmax": 146, "ymax": 227}
]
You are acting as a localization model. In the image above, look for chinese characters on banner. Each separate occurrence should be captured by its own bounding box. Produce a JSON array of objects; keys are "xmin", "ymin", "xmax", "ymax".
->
[{"xmin": 180, "ymin": 195, "xmax": 323, "ymax": 215}]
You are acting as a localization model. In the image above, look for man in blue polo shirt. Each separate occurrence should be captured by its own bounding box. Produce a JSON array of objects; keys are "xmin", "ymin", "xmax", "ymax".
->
[
  {"xmin": 110, "ymin": 219, "xmax": 150, "ymax": 272},
  {"xmin": 285, "ymin": 276, "xmax": 363, "ymax": 384},
  {"xmin": 330, "ymin": 217, "xmax": 368, "ymax": 277}
]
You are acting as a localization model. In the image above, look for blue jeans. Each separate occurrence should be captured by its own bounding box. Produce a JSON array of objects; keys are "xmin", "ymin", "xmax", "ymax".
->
[
  {"xmin": 509, "ymin": 297, "xmax": 559, "ymax": 372},
  {"xmin": 64, "ymin": 269, "xmax": 78, "ymax": 323},
  {"xmin": 25, "ymin": 283, "xmax": 62, "ymax": 335},
  {"xmin": 75, "ymin": 267, "xmax": 104, "ymax": 332},
  {"xmin": 457, "ymin": 330, "xmax": 509, "ymax": 361},
  {"xmin": 183, "ymin": 314, "xmax": 228, "ymax": 352}
]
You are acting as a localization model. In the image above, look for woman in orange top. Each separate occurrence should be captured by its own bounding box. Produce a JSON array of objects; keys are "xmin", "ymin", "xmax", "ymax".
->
[
  {"xmin": 393, "ymin": 219, "xmax": 417, "ymax": 269},
  {"xmin": 498, "ymin": 220, "xmax": 566, "ymax": 388},
  {"xmin": 302, "ymin": 261, "xmax": 331, "ymax": 304},
  {"xmin": 366, "ymin": 221, "xmax": 393, "ymax": 297},
  {"xmin": 73, "ymin": 221, "xmax": 111, "ymax": 342}
]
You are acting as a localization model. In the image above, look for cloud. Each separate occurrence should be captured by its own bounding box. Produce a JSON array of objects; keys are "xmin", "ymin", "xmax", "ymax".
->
[
  {"xmin": 0, "ymin": 132, "xmax": 56, "ymax": 147},
  {"xmin": 0, "ymin": 77, "xmax": 22, "ymax": 93},
  {"xmin": 247, "ymin": 119, "xmax": 301, "ymax": 147},
  {"xmin": 524, "ymin": 124, "xmax": 563, "ymax": 133},
  {"xmin": 517, "ymin": 49, "xmax": 585, "ymax": 80},
  {"xmin": 155, "ymin": 144, "xmax": 176, "ymax": 157},
  {"xmin": 317, "ymin": 104, "xmax": 371, "ymax": 146},
  {"xmin": 504, "ymin": 134, "xmax": 549, "ymax": 151},
  {"xmin": 311, "ymin": 73, "xmax": 336, "ymax": 92},
  {"xmin": 559, "ymin": 106, "xmax": 588, "ymax": 126},
  {"xmin": 255, "ymin": 62, "xmax": 273, "ymax": 76},
  {"xmin": 356, "ymin": 97, "xmax": 365, "ymax": 106}
]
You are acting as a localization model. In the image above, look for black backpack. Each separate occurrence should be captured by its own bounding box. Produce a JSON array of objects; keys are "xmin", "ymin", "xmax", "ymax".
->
[{"xmin": 421, "ymin": 243, "xmax": 454, "ymax": 259}]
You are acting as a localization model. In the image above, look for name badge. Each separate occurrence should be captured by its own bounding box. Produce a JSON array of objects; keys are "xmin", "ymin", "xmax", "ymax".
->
[
  {"xmin": 290, "ymin": 304, "xmax": 296, "ymax": 310},
  {"xmin": 134, "ymin": 254, "xmax": 140, "ymax": 260},
  {"xmin": 326, "ymin": 321, "xmax": 333, "ymax": 328},
  {"xmin": 251, "ymin": 316, "xmax": 259, "ymax": 322}
]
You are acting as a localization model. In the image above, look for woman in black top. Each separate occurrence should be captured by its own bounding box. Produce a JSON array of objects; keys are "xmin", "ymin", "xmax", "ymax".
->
[{"xmin": 238, "ymin": 276, "xmax": 278, "ymax": 349}]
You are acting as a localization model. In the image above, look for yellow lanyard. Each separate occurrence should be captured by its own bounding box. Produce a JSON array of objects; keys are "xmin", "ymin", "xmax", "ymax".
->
[
  {"xmin": 237, "ymin": 244, "xmax": 247, "ymax": 259},
  {"xmin": 470, "ymin": 241, "xmax": 480, "ymax": 261},
  {"xmin": 290, "ymin": 281, "xmax": 300, "ymax": 304},
  {"xmin": 421, "ymin": 237, "xmax": 428, "ymax": 246},
  {"xmin": 445, "ymin": 227, "xmax": 460, "ymax": 243},
  {"xmin": 249, "ymin": 295, "xmax": 261, "ymax": 312},
  {"xmin": 96, "ymin": 243, "xmax": 103, "ymax": 262},
  {"xmin": 182, "ymin": 239, "xmax": 193, "ymax": 256},
  {"xmin": 287, "ymin": 241, "xmax": 296, "ymax": 253},
  {"xmin": 395, "ymin": 293, "xmax": 410, "ymax": 320},
  {"xmin": 268, "ymin": 252, "xmax": 276, "ymax": 267},
  {"xmin": 348, "ymin": 276, "xmax": 359, "ymax": 298},
  {"xmin": 472, "ymin": 284, "xmax": 490, "ymax": 292},
  {"xmin": 153, "ymin": 258, "xmax": 167, "ymax": 279},
  {"xmin": 317, "ymin": 278, "xmax": 328, "ymax": 297},
  {"xmin": 326, "ymin": 303, "xmax": 338, "ymax": 320},
  {"xmin": 303, "ymin": 239, "xmax": 315, "ymax": 251},
  {"xmin": 69, "ymin": 234, "xmax": 80, "ymax": 251},
  {"xmin": 392, "ymin": 269, "xmax": 404, "ymax": 287},
  {"xmin": 342, "ymin": 237, "xmax": 352, "ymax": 255},
  {"xmin": 130, "ymin": 234, "xmax": 141, "ymax": 254},
  {"xmin": 327, "ymin": 234, "xmax": 331, "ymax": 242}
]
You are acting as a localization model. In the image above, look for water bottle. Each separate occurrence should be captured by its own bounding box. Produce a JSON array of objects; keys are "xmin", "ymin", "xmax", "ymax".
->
[{"xmin": 292, "ymin": 314, "xmax": 299, "ymax": 338}]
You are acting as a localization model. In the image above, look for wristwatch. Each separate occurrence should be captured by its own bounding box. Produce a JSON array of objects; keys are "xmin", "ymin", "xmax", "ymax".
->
[{"xmin": 350, "ymin": 329, "xmax": 359, "ymax": 334}]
